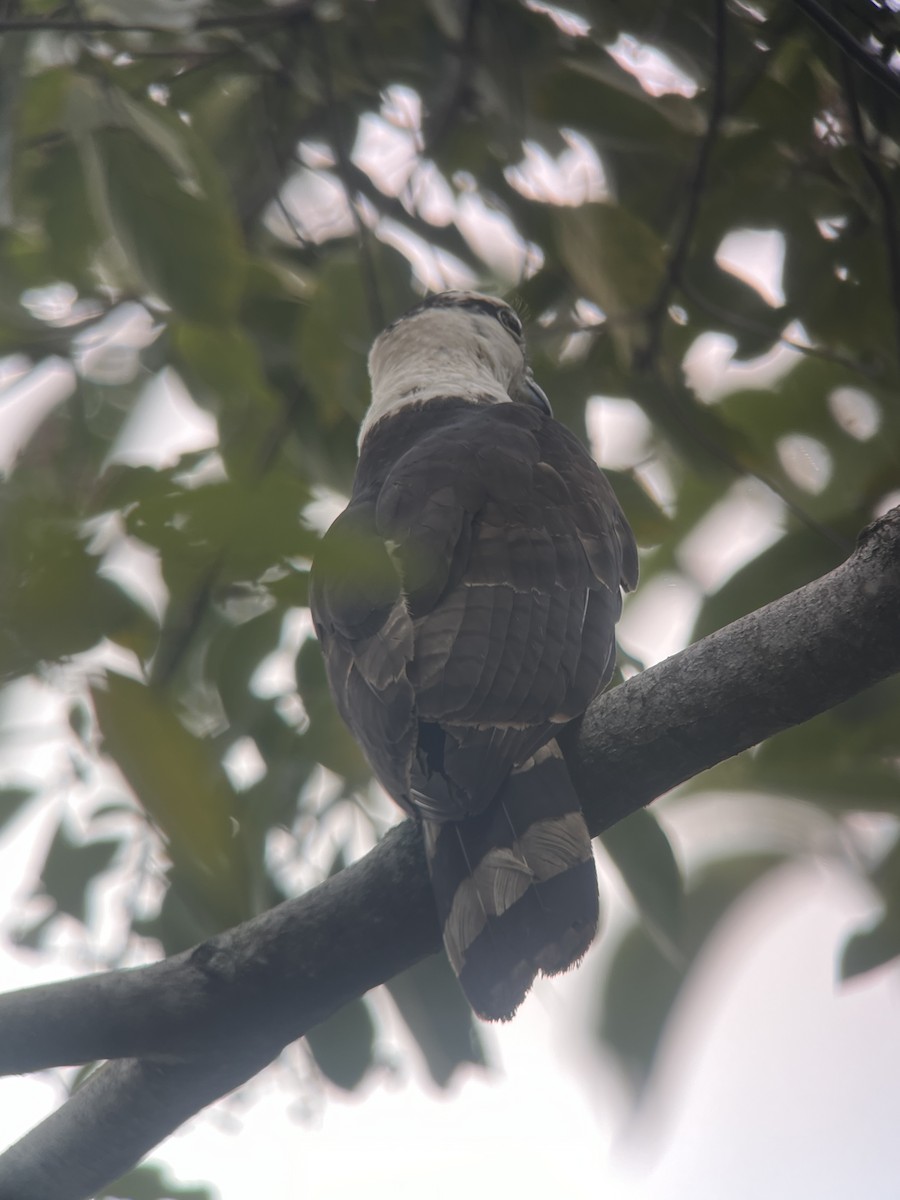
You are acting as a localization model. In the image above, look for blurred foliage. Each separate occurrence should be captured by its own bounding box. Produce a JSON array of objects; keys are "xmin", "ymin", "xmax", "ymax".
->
[
  {"xmin": 95, "ymin": 1161, "xmax": 213, "ymax": 1200},
  {"xmin": 0, "ymin": 0, "xmax": 898, "ymax": 1175}
]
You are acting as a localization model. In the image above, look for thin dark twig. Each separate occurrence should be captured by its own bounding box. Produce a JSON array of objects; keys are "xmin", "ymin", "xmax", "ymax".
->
[
  {"xmin": 643, "ymin": 0, "xmax": 729, "ymax": 369},
  {"xmin": 789, "ymin": 0, "xmax": 900, "ymax": 102},
  {"xmin": 678, "ymin": 277, "xmax": 883, "ymax": 380},
  {"xmin": 639, "ymin": 1, "xmax": 851, "ymax": 552},
  {"xmin": 723, "ymin": 5, "xmax": 800, "ymax": 115},
  {"xmin": 159, "ymin": 42, "xmax": 248, "ymax": 86},
  {"xmin": 99, "ymin": 47, "xmax": 224, "ymax": 60},
  {"xmin": 271, "ymin": 184, "xmax": 311, "ymax": 249},
  {"xmin": 840, "ymin": 57, "xmax": 900, "ymax": 371},
  {"xmin": 302, "ymin": 152, "xmax": 481, "ymax": 271},
  {"xmin": 0, "ymin": 1, "xmax": 314, "ymax": 34},
  {"xmin": 311, "ymin": 23, "xmax": 384, "ymax": 333},
  {"xmin": 197, "ymin": 4, "xmax": 311, "ymax": 31},
  {"xmin": 258, "ymin": 74, "xmax": 312, "ymax": 248},
  {"xmin": 423, "ymin": 0, "xmax": 481, "ymax": 157}
]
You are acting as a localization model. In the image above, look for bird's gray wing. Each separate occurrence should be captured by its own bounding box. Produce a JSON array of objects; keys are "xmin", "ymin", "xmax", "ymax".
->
[
  {"xmin": 373, "ymin": 401, "xmax": 636, "ymax": 818},
  {"xmin": 309, "ymin": 497, "xmax": 418, "ymax": 808}
]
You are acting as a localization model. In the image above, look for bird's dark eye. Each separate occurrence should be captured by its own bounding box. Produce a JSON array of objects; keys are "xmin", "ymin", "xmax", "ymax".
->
[{"xmin": 498, "ymin": 308, "xmax": 523, "ymax": 338}]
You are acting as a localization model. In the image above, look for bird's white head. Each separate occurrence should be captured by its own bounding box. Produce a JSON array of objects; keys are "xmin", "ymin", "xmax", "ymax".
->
[{"xmin": 359, "ymin": 291, "xmax": 549, "ymax": 448}]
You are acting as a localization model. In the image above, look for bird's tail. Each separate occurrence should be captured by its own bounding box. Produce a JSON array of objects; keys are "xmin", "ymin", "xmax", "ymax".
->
[{"xmin": 421, "ymin": 740, "xmax": 599, "ymax": 1021}]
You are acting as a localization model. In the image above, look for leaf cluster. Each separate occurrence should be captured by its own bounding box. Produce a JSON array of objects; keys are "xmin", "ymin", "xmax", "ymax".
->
[{"xmin": 0, "ymin": 0, "xmax": 898, "ymax": 1163}]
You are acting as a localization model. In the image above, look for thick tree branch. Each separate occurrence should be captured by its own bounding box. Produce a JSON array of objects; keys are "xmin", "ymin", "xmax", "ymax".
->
[
  {"xmin": 1, "ymin": 507, "xmax": 899, "ymax": 1199},
  {"xmin": 0, "ymin": 825, "xmax": 438, "ymax": 1200},
  {"xmin": 564, "ymin": 506, "xmax": 900, "ymax": 823},
  {"xmin": 0, "ymin": 1054, "xmax": 280, "ymax": 1200}
]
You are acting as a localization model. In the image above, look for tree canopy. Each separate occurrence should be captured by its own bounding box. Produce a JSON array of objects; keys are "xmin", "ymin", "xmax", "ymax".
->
[{"xmin": 0, "ymin": 2, "xmax": 898, "ymax": 1198}]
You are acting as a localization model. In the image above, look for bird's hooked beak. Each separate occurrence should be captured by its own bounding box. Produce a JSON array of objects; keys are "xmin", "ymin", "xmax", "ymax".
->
[{"xmin": 515, "ymin": 370, "xmax": 552, "ymax": 416}]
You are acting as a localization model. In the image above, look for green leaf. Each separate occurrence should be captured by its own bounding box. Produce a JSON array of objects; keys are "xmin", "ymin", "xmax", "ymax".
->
[
  {"xmin": 124, "ymin": 472, "xmax": 314, "ymax": 592},
  {"xmin": 26, "ymin": 139, "xmax": 101, "ymax": 287},
  {"xmin": 690, "ymin": 528, "xmax": 847, "ymax": 642},
  {"xmin": 535, "ymin": 57, "xmax": 700, "ymax": 142},
  {"xmin": 96, "ymin": 1161, "xmax": 213, "ymax": 1200},
  {"xmin": 132, "ymin": 861, "xmax": 235, "ymax": 952},
  {"xmin": 696, "ymin": 736, "xmax": 900, "ymax": 813},
  {"xmin": 604, "ymin": 469, "xmax": 672, "ymax": 547},
  {"xmin": 387, "ymin": 955, "xmax": 487, "ymax": 1086},
  {"xmin": 841, "ymin": 834, "xmax": 900, "ymax": 980},
  {"xmin": 556, "ymin": 203, "xmax": 666, "ymax": 366},
  {"xmin": 86, "ymin": 126, "xmax": 243, "ymax": 323},
  {"xmin": 91, "ymin": 671, "xmax": 252, "ymax": 928},
  {"xmin": 172, "ymin": 321, "xmax": 280, "ymax": 420},
  {"xmin": 306, "ymin": 998, "xmax": 376, "ymax": 1091},
  {"xmin": 0, "ymin": 34, "xmax": 25, "ymax": 229},
  {"xmin": 116, "ymin": 90, "xmax": 214, "ymax": 189},
  {"xmin": 3, "ymin": 1, "xmax": 900, "ymax": 1152},
  {"xmin": 600, "ymin": 809, "xmax": 684, "ymax": 956},
  {"xmin": 39, "ymin": 823, "xmax": 120, "ymax": 925},
  {"xmin": 239, "ymin": 258, "xmax": 311, "ymax": 373},
  {"xmin": 841, "ymin": 916, "xmax": 900, "ymax": 981},
  {"xmin": 682, "ymin": 257, "xmax": 787, "ymax": 362},
  {"xmin": 210, "ymin": 607, "xmax": 285, "ymax": 730},
  {"xmin": 693, "ymin": 679, "xmax": 900, "ymax": 812},
  {"xmin": 20, "ymin": 64, "xmax": 71, "ymax": 141},
  {"xmin": 0, "ymin": 787, "xmax": 34, "ymax": 832},
  {"xmin": 0, "ymin": 507, "xmax": 153, "ymax": 683},
  {"xmin": 595, "ymin": 912, "xmax": 681, "ymax": 1094},
  {"xmin": 712, "ymin": 357, "xmax": 900, "ymax": 524},
  {"xmin": 297, "ymin": 255, "xmax": 374, "ymax": 424},
  {"xmin": 597, "ymin": 853, "xmax": 785, "ymax": 1098}
]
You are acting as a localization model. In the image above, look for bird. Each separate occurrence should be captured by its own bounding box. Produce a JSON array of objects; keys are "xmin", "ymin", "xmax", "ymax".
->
[{"xmin": 309, "ymin": 291, "xmax": 638, "ymax": 1020}]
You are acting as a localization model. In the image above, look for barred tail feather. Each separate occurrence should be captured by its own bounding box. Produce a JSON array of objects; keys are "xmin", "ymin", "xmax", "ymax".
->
[{"xmin": 422, "ymin": 741, "xmax": 599, "ymax": 1021}]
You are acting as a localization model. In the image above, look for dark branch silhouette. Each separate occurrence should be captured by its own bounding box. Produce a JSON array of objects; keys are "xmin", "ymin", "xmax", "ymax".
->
[
  {"xmin": 643, "ymin": 0, "xmax": 728, "ymax": 370},
  {"xmin": 0, "ymin": 506, "xmax": 898, "ymax": 1200},
  {"xmin": 0, "ymin": 2, "xmax": 314, "ymax": 35},
  {"xmin": 840, "ymin": 58, "xmax": 900, "ymax": 372},
  {"xmin": 790, "ymin": 0, "xmax": 900, "ymax": 102}
]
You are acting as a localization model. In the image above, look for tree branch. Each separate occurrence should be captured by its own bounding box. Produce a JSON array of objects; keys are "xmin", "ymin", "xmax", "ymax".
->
[
  {"xmin": 840, "ymin": 56, "xmax": 900, "ymax": 372},
  {"xmin": 1, "ymin": 506, "xmax": 899, "ymax": 1199},
  {"xmin": 642, "ymin": 0, "xmax": 728, "ymax": 370},
  {"xmin": 563, "ymin": 506, "xmax": 900, "ymax": 824},
  {"xmin": 789, "ymin": 0, "xmax": 900, "ymax": 103},
  {"xmin": 0, "ymin": 2, "xmax": 314, "ymax": 35}
]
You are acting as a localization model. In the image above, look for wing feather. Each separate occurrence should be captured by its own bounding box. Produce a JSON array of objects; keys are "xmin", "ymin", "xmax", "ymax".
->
[{"xmin": 310, "ymin": 397, "xmax": 636, "ymax": 821}]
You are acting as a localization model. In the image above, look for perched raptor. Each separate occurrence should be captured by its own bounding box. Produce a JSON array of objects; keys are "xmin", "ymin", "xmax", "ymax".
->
[{"xmin": 309, "ymin": 291, "xmax": 638, "ymax": 1020}]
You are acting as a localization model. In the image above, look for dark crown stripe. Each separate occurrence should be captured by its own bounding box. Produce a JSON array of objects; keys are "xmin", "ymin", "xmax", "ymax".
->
[
  {"xmin": 419, "ymin": 294, "xmax": 505, "ymax": 320},
  {"xmin": 384, "ymin": 291, "xmax": 508, "ymax": 333}
]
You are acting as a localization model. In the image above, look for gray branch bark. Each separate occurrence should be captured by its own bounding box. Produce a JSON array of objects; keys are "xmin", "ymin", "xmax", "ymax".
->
[{"xmin": 1, "ymin": 506, "xmax": 898, "ymax": 1200}]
